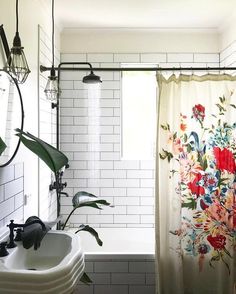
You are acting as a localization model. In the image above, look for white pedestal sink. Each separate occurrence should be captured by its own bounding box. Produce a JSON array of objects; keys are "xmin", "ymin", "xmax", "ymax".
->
[{"xmin": 0, "ymin": 228, "xmax": 85, "ymax": 294}]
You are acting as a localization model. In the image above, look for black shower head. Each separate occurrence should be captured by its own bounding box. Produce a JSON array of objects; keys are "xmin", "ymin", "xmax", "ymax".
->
[{"xmin": 82, "ymin": 71, "xmax": 102, "ymax": 84}]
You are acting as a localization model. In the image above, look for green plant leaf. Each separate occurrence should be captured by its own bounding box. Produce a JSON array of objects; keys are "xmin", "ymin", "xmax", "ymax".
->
[
  {"xmin": 198, "ymin": 154, "xmax": 208, "ymax": 170},
  {"xmin": 219, "ymin": 96, "xmax": 226, "ymax": 104},
  {"xmin": 62, "ymin": 192, "xmax": 113, "ymax": 230},
  {"xmin": 223, "ymin": 260, "xmax": 230, "ymax": 275},
  {"xmin": 15, "ymin": 128, "xmax": 68, "ymax": 173},
  {"xmin": 183, "ymin": 133, "xmax": 188, "ymax": 143},
  {"xmin": 187, "ymin": 144, "xmax": 192, "ymax": 153},
  {"xmin": 202, "ymin": 158, "xmax": 208, "ymax": 170},
  {"xmin": 167, "ymin": 153, "xmax": 173, "ymax": 162},
  {"xmin": 209, "ymin": 253, "xmax": 220, "ymax": 268},
  {"xmin": 80, "ymin": 272, "xmax": 93, "ymax": 285},
  {"xmin": 159, "ymin": 153, "xmax": 167, "ymax": 160},
  {"xmin": 72, "ymin": 191, "xmax": 111, "ymax": 209},
  {"xmin": 170, "ymin": 169, "xmax": 178, "ymax": 176},
  {"xmin": 182, "ymin": 198, "xmax": 197, "ymax": 210},
  {"xmin": 223, "ymin": 247, "xmax": 232, "ymax": 258},
  {"xmin": 72, "ymin": 191, "xmax": 97, "ymax": 206},
  {"xmin": 159, "ymin": 149, "xmax": 173, "ymax": 162},
  {"xmin": 160, "ymin": 123, "xmax": 170, "ymax": 131},
  {"xmin": 0, "ymin": 136, "xmax": 7, "ymax": 155},
  {"xmin": 230, "ymin": 104, "xmax": 236, "ymax": 109},
  {"xmin": 75, "ymin": 224, "xmax": 103, "ymax": 246},
  {"xmin": 218, "ymin": 177, "xmax": 229, "ymax": 187},
  {"xmin": 215, "ymin": 103, "xmax": 226, "ymax": 113}
]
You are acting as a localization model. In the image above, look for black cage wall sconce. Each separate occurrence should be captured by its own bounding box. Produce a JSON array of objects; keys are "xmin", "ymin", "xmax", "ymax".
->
[
  {"xmin": 44, "ymin": 0, "xmax": 58, "ymax": 102},
  {"xmin": 43, "ymin": 0, "xmax": 102, "ymax": 103},
  {"xmin": 41, "ymin": 62, "xmax": 102, "ymax": 108},
  {"xmin": 41, "ymin": 62, "xmax": 102, "ymax": 86},
  {"xmin": 4, "ymin": 0, "xmax": 30, "ymax": 84}
]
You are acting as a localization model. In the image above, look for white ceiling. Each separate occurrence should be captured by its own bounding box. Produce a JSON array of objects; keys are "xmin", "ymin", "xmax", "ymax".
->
[{"xmin": 55, "ymin": 0, "xmax": 235, "ymax": 30}]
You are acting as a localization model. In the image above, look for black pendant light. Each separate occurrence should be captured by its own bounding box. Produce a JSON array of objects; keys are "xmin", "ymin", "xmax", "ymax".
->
[
  {"xmin": 44, "ymin": 0, "xmax": 58, "ymax": 101},
  {"xmin": 5, "ymin": 0, "xmax": 30, "ymax": 84}
]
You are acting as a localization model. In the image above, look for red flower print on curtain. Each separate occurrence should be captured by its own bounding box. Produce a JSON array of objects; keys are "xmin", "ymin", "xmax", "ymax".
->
[
  {"xmin": 160, "ymin": 95, "xmax": 236, "ymax": 274},
  {"xmin": 187, "ymin": 173, "xmax": 205, "ymax": 197},
  {"xmin": 213, "ymin": 147, "xmax": 236, "ymax": 174}
]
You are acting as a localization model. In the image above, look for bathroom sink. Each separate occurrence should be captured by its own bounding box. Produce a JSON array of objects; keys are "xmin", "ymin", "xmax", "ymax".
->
[{"xmin": 0, "ymin": 229, "xmax": 85, "ymax": 294}]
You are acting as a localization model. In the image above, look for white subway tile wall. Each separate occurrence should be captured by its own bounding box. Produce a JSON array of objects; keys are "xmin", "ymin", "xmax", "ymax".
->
[
  {"xmin": 60, "ymin": 52, "xmax": 219, "ymax": 229},
  {"xmin": 0, "ymin": 163, "xmax": 24, "ymax": 225},
  {"xmin": 38, "ymin": 26, "xmax": 58, "ymax": 221},
  {"xmin": 220, "ymin": 40, "xmax": 236, "ymax": 75},
  {"xmin": 75, "ymin": 256, "xmax": 155, "ymax": 294}
]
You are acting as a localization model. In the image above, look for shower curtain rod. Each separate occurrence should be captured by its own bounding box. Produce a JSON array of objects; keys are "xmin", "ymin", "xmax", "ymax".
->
[{"xmin": 40, "ymin": 65, "xmax": 236, "ymax": 72}]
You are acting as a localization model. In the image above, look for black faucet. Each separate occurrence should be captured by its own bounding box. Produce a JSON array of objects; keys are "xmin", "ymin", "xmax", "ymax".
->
[
  {"xmin": 7, "ymin": 219, "xmax": 46, "ymax": 248},
  {"xmin": 59, "ymin": 191, "xmax": 69, "ymax": 197}
]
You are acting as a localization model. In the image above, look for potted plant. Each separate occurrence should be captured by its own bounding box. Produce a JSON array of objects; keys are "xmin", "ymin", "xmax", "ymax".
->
[
  {"xmin": 15, "ymin": 129, "xmax": 112, "ymax": 284},
  {"xmin": 0, "ymin": 136, "xmax": 7, "ymax": 155}
]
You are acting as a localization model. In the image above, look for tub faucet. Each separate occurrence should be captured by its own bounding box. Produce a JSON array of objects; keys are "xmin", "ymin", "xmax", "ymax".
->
[
  {"xmin": 7, "ymin": 219, "xmax": 46, "ymax": 248},
  {"xmin": 59, "ymin": 191, "xmax": 69, "ymax": 197}
]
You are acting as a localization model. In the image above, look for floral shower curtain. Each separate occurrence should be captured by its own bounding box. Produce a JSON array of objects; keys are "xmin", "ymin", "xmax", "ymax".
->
[{"xmin": 155, "ymin": 74, "xmax": 236, "ymax": 294}]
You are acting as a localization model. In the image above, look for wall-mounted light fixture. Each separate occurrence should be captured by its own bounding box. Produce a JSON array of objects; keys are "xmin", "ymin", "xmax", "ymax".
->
[
  {"xmin": 40, "ymin": 61, "xmax": 102, "ymax": 148},
  {"xmin": 44, "ymin": 67, "xmax": 58, "ymax": 102},
  {"xmin": 41, "ymin": 61, "xmax": 102, "ymax": 107},
  {"xmin": 40, "ymin": 62, "xmax": 102, "ymax": 85},
  {"xmin": 4, "ymin": 0, "xmax": 30, "ymax": 84},
  {"xmin": 44, "ymin": 0, "xmax": 58, "ymax": 102}
]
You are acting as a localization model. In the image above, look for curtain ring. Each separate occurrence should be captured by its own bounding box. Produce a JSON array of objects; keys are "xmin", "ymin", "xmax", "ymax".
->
[
  {"xmin": 156, "ymin": 64, "xmax": 160, "ymax": 80},
  {"xmin": 172, "ymin": 67, "xmax": 175, "ymax": 77}
]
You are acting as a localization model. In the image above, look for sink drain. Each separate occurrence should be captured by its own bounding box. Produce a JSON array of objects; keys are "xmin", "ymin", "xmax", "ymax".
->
[{"xmin": 27, "ymin": 268, "xmax": 37, "ymax": 271}]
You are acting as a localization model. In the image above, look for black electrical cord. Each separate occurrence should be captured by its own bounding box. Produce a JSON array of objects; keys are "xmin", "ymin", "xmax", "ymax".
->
[
  {"xmin": 52, "ymin": 0, "xmax": 55, "ymax": 68},
  {"xmin": 16, "ymin": 0, "xmax": 19, "ymax": 33}
]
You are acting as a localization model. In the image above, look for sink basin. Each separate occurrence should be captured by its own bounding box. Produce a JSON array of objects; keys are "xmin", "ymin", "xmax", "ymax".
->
[{"xmin": 0, "ymin": 229, "xmax": 85, "ymax": 294}]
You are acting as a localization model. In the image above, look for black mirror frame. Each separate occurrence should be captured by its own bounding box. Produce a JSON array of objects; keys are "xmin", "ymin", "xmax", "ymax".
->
[{"xmin": 0, "ymin": 69, "xmax": 24, "ymax": 167}]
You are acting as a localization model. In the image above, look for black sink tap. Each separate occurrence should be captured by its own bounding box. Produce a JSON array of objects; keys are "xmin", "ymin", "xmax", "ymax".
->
[
  {"xmin": 0, "ymin": 242, "xmax": 9, "ymax": 257},
  {"xmin": 7, "ymin": 219, "xmax": 46, "ymax": 249}
]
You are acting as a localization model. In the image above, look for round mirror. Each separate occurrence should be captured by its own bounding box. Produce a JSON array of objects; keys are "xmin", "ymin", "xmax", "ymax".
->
[{"xmin": 0, "ymin": 70, "xmax": 24, "ymax": 167}]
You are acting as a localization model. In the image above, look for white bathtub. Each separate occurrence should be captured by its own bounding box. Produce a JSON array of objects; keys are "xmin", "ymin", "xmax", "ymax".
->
[
  {"xmin": 75, "ymin": 228, "xmax": 155, "ymax": 294},
  {"xmin": 79, "ymin": 228, "xmax": 154, "ymax": 254},
  {"xmin": 74, "ymin": 228, "xmax": 156, "ymax": 294}
]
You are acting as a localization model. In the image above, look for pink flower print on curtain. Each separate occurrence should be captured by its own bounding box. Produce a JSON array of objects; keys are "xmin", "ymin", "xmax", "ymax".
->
[{"xmin": 159, "ymin": 95, "xmax": 236, "ymax": 274}]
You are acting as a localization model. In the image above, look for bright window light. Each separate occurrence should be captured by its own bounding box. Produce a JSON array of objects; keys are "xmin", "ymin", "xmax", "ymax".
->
[{"xmin": 121, "ymin": 64, "xmax": 157, "ymax": 160}]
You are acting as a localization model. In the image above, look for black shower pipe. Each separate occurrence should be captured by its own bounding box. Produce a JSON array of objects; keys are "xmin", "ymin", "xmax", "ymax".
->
[
  {"xmin": 42, "ymin": 61, "xmax": 236, "ymax": 219},
  {"xmin": 40, "ymin": 62, "xmax": 99, "ymax": 149},
  {"xmin": 40, "ymin": 62, "xmax": 236, "ymax": 150},
  {"xmin": 56, "ymin": 62, "xmax": 94, "ymax": 149},
  {"xmin": 40, "ymin": 65, "xmax": 236, "ymax": 72},
  {"xmin": 0, "ymin": 24, "xmax": 11, "ymax": 65}
]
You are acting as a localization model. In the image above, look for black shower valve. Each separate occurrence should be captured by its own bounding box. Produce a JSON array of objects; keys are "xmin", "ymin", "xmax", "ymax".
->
[
  {"xmin": 59, "ymin": 165, "xmax": 69, "ymax": 177},
  {"xmin": 49, "ymin": 181, "xmax": 67, "ymax": 191},
  {"xmin": 61, "ymin": 182, "xmax": 67, "ymax": 189},
  {"xmin": 49, "ymin": 181, "xmax": 57, "ymax": 191}
]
